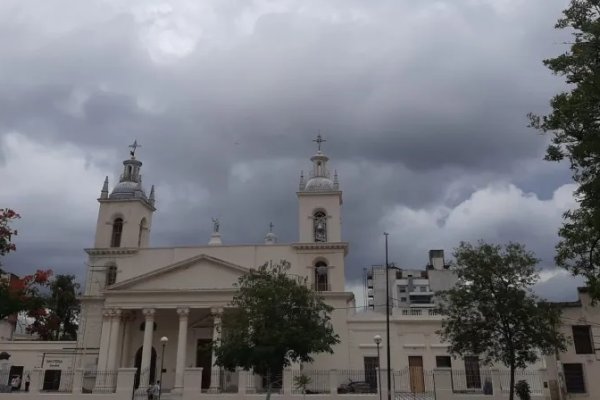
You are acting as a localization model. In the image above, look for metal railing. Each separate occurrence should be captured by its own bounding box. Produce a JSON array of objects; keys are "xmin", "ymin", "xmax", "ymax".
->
[
  {"xmin": 40, "ymin": 369, "xmax": 75, "ymax": 393},
  {"xmin": 451, "ymin": 369, "xmax": 493, "ymax": 394},
  {"xmin": 336, "ymin": 369, "xmax": 377, "ymax": 394},
  {"xmin": 248, "ymin": 371, "xmax": 283, "ymax": 394},
  {"xmin": 393, "ymin": 368, "xmax": 435, "ymax": 395},
  {"xmin": 201, "ymin": 369, "xmax": 239, "ymax": 393},
  {"xmin": 397, "ymin": 308, "xmax": 441, "ymax": 316},
  {"xmin": 499, "ymin": 370, "xmax": 544, "ymax": 395},
  {"xmin": 311, "ymin": 283, "xmax": 331, "ymax": 292},
  {"xmin": 81, "ymin": 369, "xmax": 118, "ymax": 394},
  {"xmin": 292, "ymin": 370, "xmax": 331, "ymax": 394}
]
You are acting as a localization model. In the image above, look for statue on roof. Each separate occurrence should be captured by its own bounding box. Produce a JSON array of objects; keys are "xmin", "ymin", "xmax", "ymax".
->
[{"xmin": 212, "ymin": 218, "xmax": 220, "ymax": 233}]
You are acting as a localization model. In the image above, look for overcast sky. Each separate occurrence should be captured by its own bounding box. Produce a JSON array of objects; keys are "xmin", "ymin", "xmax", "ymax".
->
[{"xmin": 0, "ymin": 0, "xmax": 584, "ymax": 302}]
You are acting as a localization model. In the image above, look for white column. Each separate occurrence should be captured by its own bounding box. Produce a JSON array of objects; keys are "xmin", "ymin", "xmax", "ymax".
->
[
  {"xmin": 173, "ymin": 307, "xmax": 189, "ymax": 393},
  {"xmin": 96, "ymin": 309, "xmax": 112, "ymax": 371},
  {"xmin": 139, "ymin": 308, "xmax": 155, "ymax": 389},
  {"xmin": 106, "ymin": 309, "xmax": 122, "ymax": 371},
  {"xmin": 208, "ymin": 307, "xmax": 223, "ymax": 393},
  {"xmin": 119, "ymin": 312, "xmax": 133, "ymax": 368}
]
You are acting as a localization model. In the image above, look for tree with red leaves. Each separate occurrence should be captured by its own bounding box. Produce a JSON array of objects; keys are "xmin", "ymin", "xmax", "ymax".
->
[
  {"xmin": 27, "ymin": 274, "xmax": 80, "ymax": 340},
  {"xmin": 0, "ymin": 208, "xmax": 52, "ymax": 321},
  {"xmin": 0, "ymin": 208, "xmax": 20, "ymax": 263}
]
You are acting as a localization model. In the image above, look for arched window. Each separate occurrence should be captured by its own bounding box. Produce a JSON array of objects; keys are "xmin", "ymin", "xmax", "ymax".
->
[
  {"xmin": 111, "ymin": 218, "xmax": 123, "ymax": 247},
  {"xmin": 313, "ymin": 211, "xmax": 327, "ymax": 242},
  {"xmin": 106, "ymin": 265, "xmax": 117, "ymax": 286},
  {"xmin": 138, "ymin": 218, "xmax": 147, "ymax": 247},
  {"xmin": 314, "ymin": 261, "xmax": 329, "ymax": 291}
]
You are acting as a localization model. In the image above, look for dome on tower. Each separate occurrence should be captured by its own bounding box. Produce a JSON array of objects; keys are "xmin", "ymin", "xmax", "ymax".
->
[
  {"xmin": 299, "ymin": 138, "xmax": 340, "ymax": 192},
  {"xmin": 304, "ymin": 176, "xmax": 335, "ymax": 191},
  {"xmin": 110, "ymin": 181, "xmax": 148, "ymax": 200},
  {"xmin": 106, "ymin": 141, "xmax": 153, "ymax": 205}
]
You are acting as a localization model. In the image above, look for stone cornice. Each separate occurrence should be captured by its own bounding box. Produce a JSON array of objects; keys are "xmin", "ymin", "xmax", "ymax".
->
[
  {"xmin": 85, "ymin": 248, "xmax": 139, "ymax": 256},
  {"xmin": 103, "ymin": 288, "xmax": 238, "ymax": 296},
  {"xmin": 97, "ymin": 197, "xmax": 156, "ymax": 212},
  {"xmin": 292, "ymin": 242, "xmax": 349, "ymax": 255}
]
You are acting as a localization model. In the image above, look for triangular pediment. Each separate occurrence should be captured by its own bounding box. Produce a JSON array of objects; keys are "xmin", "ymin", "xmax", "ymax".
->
[{"xmin": 109, "ymin": 254, "xmax": 247, "ymax": 291}]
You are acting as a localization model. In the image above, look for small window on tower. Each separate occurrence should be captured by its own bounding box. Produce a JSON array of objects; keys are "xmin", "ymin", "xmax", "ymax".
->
[
  {"xmin": 314, "ymin": 262, "xmax": 329, "ymax": 291},
  {"xmin": 106, "ymin": 265, "xmax": 117, "ymax": 286},
  {"xmin": 313, "ymin": 211, "xmax": 327, "ymax": 242},
  {"xmin": 111, "ymin": 218, "xmax": 123, "ymax": 247},
  {"xmin": 138, "ymin": 218, "xmax": 147, "ymax": 247}
]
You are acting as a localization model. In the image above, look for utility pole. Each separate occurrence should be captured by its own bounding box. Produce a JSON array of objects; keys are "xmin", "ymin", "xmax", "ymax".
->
[{"xmin": 384, "ymin": 232, "xmax": 392, "ymax": 400}]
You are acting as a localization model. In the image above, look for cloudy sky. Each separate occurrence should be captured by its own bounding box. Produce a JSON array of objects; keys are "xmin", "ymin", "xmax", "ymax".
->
[{"xmin": 0, "ymin": 0, "xmax": 584, "ymax": 302}]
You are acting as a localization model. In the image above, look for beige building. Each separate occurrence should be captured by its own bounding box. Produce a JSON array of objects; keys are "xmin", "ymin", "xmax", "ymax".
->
[
  {"xmin": 546, "ymin": 287, "xmax": 600, "ymax": 399},
  {"xmin": 0, "ymin": 139, "xmax": 552, "ymax": 400},
  {"xmin": 73, "ymin": 138, "xmax": 357, "ymax": 395}
]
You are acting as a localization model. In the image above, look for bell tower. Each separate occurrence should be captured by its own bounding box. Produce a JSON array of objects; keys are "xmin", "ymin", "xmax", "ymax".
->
[
  {"xmin": 93, "ymin": 141, "xmax": 156, "ymax": 248},
  {"xmin": 297, "ymin": 135, "xmax": 342, "ymax": 243}
]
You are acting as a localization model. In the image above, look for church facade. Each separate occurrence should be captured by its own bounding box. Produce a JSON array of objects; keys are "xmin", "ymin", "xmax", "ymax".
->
[{"xmin": 78, "ymin": 138, "xmax": 354, "ymax": 393}]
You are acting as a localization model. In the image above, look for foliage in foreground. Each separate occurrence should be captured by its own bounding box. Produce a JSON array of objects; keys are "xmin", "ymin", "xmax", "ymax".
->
[
  {"xmin": 438, "ymin": 241, "xmax": 566, "ymax": 400},
  {"xmin": 529, "ymin": 1, "xmax": 600, "ymax": 298},
  {"xmin": 214, "ymin": 260, "xmax": 339, "ymax": 400}
]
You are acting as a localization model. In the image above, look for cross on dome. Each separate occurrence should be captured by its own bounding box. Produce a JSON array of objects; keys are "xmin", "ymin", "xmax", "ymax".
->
[
  {"xmin": 313, "ymin": 134, "xmax": 326, "ymax": 151},
  {"xmin": 129, "ymin": 140, "xmax": 141, "ymax": 158}
]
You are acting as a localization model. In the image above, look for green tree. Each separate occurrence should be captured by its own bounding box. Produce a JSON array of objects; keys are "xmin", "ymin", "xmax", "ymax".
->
[
  {"xmin": 529, "ymin": 1, "xmax": 600, "ymax": 296},
  {"xmin": 214, "ymin": 260, "xmax": 339, "ymax": 400},
  {"xmin": 438, "ymin": 242, "xmax": 567, "ymax": 400},
  {"xmin": 27, "ymin": 274, "xmax": 80, "ymax": 340}
]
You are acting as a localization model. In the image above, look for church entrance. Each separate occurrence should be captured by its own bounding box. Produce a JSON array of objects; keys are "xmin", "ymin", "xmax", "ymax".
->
[
  {"xmin": 196, "ymin": 339, "xmax": 213, "ymax": 390},
  {"xmin": 134, "ymin": 347, "xmax": 157, "ymax": 389}
]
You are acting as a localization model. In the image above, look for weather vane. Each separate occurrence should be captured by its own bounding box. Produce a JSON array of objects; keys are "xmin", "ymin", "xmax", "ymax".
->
[
  {"xmin": 129, "ymin": 140, "xmax": 141, "ymax": 157},
  {"xmin": 313, "ymin": 133, "xmax": 326, "ymax": 151}
]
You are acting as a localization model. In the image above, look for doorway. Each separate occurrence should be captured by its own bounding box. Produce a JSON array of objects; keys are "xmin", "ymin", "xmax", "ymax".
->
[
  {"xmin": 134, "ymin": 347, "xmax": 157, "ymax": 388},
  {"xmin": 408, "ymin": 356, "xmax": 425, "ymax": 393},
  {"xmin": 9, "ymin": 366, "xmax": 23, "ymax": 390},
  {"xmin": 464, "ymin": 356, "xmax": 481, "ymax": 389},
  {"xmin": 196, "ymin": 339, "xmax": 213, "ymax": 390},
  {"xmin": 363, "ymin": 356, "xmax": 379, "ymax": 390},
  {"xmin": 42, "ymin": 370, "xmax": 61, "ymax": 391}
]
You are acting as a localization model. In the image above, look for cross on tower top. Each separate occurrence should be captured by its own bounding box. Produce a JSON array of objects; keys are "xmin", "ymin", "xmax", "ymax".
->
[
  {"xmin": 129, "ymin": 140, "xmax": 141, "ymax": 157},
  {"xmin": 313, "ymin": 134, "xmax": 326, "ymax": 151}
]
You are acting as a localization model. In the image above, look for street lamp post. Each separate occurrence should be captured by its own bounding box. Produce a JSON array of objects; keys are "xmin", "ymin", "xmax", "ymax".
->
[
  {"xmin": 159, "ymin": 336, "xmax": 168, "ymax": 400},
  {"xmin": 373, "ymin": 334, "xmax": 382, "ymax": 400},
  {"xmin": 384, "ymin": 233, "xmax": 392, "ymax": 400}
]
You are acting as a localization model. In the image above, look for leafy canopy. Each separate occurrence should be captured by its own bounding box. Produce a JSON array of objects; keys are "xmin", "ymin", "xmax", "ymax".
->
[
  {"xmin": 214, "ymin": 260, "xmax": 339, "ymax": 380},
  {"xmin": 0, "ymin": 269, "xmax": 52, "ymax": 321},
  {"xmin": 438, "ymin": 242, "xmax": 566, "ymax": 400},
  {"xmin": 0, "ymin": 207, "xmax": 53, "ymax": 323},
  {"xmin": 529, "ymin": 1, "xmax": 600, "ymax": 297},
  {"xmin": 27, "ymin": 274, "xmax": 80, "ymax": 340}
]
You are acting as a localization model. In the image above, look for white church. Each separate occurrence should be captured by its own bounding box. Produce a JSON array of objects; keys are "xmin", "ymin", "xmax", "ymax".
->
[{"xmin": 0, "ymin": 138, "xmax": 551, "ymax": 400}]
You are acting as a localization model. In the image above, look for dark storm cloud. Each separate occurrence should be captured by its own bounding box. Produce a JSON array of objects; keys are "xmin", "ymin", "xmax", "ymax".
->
[{"xmin": 0, "ymin": 0, "xmax": 579, "ymax": 299}]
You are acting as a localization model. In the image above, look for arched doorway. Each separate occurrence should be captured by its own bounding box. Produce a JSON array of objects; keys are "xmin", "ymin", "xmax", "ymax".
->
[{"xmin": 134, "ymin": 346, "xmax": 157, "ymax": 389}]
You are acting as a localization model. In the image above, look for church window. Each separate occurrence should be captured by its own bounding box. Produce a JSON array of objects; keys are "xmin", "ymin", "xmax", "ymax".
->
[
  {"xmin": 111, "ymin": 218, "xmax": 123, "ymax": 247},
  {"xmin": 313, "ymin": 211, "xmax": 327, "ymax": 242},
  {"xmin": 314, "ymin": 261, "xmax": 329, "ymax": 291},
  {"xmin": 106, "ymin": 265, "xmax": 117, "ymax": 286},
  {"xmin": 138, "ymin": 218, "xmax": 147, "ymax": 247}
]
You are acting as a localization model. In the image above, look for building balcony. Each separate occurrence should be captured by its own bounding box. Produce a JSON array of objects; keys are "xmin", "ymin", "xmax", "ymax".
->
[
  {"xmin": 392, "ymin": 307, "xmax": 443, "ymax": 319},
  {"xmin": 311, "ymin": 283, "xmax": 331, "ymax": 292},
  {"xmin": 409, "ymin": 290, "xmax": 434, "ymax": 296},
  {"xmin": 408, "ymin": 302, "xmax": 436, "ymax": 308}
]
